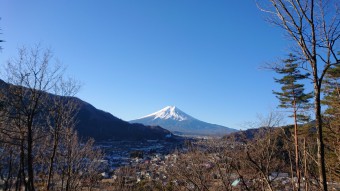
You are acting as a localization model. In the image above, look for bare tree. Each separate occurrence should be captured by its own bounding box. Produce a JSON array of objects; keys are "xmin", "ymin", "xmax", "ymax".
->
[
  {"xmin": 44, "ymin": 78, "xmax": 80, "ymax": 191},
  {"xmin": 0, "ymin": 140, "xmax": 19, "ymax": 191},
  {"xmin": 58, "ymin": 128, "xmax": 103, "ymax": 191},
  {"xmin": 111, "ymin": 166, "xmax": 141, "ymax": 191},
  {"xmin": 256, "ymin": 0, "xmax": 340, "ymax": 189},
  {"xmin": 245, "ymin": 130, "xmax": 286, "ymax": 191},
  {"xmin": 0, "ymin": 46, "xmax": 64, "ymax": 191},
  {"xmin": 167, "ymin": 149, "xmax": 213, "ymax": 191},
  {"xmin": 0, "ymin": 46, "xmax": 103, "ymax": 191},
  {"xmin": 237, "ymin": 111, "xmax": 288, "ymax": 191}
]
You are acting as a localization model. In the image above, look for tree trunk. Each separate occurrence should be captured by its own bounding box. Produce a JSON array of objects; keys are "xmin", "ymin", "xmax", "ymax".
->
[
  {"xmin": 288, "ymin": 150, "xmax": 295, "ymax": 189},
  {"xmin": 314, "ymin": 86, "xmax": 327, "ymax": 191},
  {"xmin": 303, "ymin": 138, "xmax": 308, "ymax": 191},
  {"xmin": 293, "ymin": 107, "xmax": 301, "ymax": 191},
  {"xmin": 20, "ymin": 138, "xmax": 28, "ymax": 191},
  {"xmin": 27, "ymin": 123, "xmax": 35, "ymax": 191},
  {"xmin": 46, "ymin": 135, "xmax": 58, "ymax": 191},
  {"xmin": 4, "ymin": 150, "xmax": 14, "ymax": 191}
]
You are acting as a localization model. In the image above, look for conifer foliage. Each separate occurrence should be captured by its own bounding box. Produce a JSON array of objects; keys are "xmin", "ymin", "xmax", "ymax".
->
[
  {"xmin": 273, "ymin": 55, "xmax": 312, "ymax": 121},
  {"xmin": 323, "ymin": 63, "xmax": 340, "ymax": 120},
  {"xmin": 273, "ymin": 54, "xmax": 312, "ymax": 191},
  {"xmin": 322, "ymin": 58, "xmax": 340, "ymax": 180}
]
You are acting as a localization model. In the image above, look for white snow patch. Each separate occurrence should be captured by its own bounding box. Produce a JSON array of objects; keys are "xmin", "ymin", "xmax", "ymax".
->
[{"xmin": 137, "ymin": 106, "xmax": 194, "ymax": 121}]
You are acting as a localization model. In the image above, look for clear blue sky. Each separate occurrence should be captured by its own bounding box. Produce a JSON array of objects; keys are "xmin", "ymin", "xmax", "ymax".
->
[{"xmin": 0, "ymin": 1, "xmax": 291, "ymax": 130}]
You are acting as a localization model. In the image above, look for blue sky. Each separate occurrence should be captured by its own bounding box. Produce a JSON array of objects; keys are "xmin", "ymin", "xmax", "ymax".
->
[{"xmin": 0, "ymin": 1, "xmax": 291, "ymax": 129}]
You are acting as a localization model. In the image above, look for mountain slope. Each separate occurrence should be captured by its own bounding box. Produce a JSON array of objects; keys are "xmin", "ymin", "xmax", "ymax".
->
[
  {"xmin": 130, "ymin": 106, "xmax": 237, "ymax": 136},
  {"xmin": 0, "ymin": 79, "xmax": 172, "ymax": 141},
  {"xmin": 74, "ymin": 99, "xmax": 171, "ymax": 140}
]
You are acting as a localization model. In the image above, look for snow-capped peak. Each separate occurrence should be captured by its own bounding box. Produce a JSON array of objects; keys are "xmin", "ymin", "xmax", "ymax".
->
[{"xmin": 138, "ymin": 106, "xmax": 193, "ymax": 121}]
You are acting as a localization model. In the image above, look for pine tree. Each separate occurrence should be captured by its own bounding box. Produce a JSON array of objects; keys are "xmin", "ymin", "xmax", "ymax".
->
[
  {"xmin": 322, "ymin": 60, "xmax": 340, "ymax": 180},
  {"xmin": 273, "ymin": 54, "xmax": 312, "ymax": 191},
  {"xmin": 323, "ymin": 63, "xmax": 340, "ymax": 120}
]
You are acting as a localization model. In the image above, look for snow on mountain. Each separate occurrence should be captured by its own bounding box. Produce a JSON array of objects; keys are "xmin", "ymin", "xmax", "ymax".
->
[
  {"xmin": 137, "ymin": 106, "xmax": 193, "ymax": 121},
  {"xmin": 130, "ymin": 106, "xmax": 237, "ymax": 137}
]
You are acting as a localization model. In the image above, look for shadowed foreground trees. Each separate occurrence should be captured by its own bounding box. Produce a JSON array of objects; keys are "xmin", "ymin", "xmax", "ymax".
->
[{"xmin": 0, "ymin": 46, "xmax": 103, "ymax": 191}]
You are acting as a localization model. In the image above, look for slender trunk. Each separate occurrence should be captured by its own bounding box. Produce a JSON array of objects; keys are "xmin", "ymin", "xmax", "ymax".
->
[
  {"xmin": 4, "ymin": 150, "xmax": 13, "ymax": 191},
  {"xmin": 303, "ymin": 138, "xmax": 308, "ymax": 191},
  {"xmin": 262, "ymin": 172, "xmax": 274, "ymax": 191},
  {"xmin": 309, "ymin": 0, "xmax": 327, "ymax": 187},
  {"xmin": 216, "ymin": 161, "xmax": 228, "ymax": 190},
  {"xmin": 66, "ymin": 166, "xmax": 71, "ymax": 191},
  {"xmin": 293, "ymin": 107, "xmax": 301, "ymax": 191},
  {"xmin": 46, "ymin": 134, "xmax": 58, "ymax": 191},
  {"xmin": 61, "ymin": 171, "xmax": 65, "ymax": 191},
  {"xmin": 27, "ymin": 123, "xmax": 35, "ymax": 191},
  {"xmin": 20, "ymin": 138, "xmax": 28, "ymax": 191},
  {"xmin": 16, "ymin": 161, "xmax": 22, "ymax": 191},
  {"xmin": 288, "ymin": 150, "xmax": 295, "ymax": 190},
  {"xmin": 314, "ymin": 86, "xmax": 327, "ymax": 191},
  {"xmin": 66, "ymin": 144, "xmax": 72, "ymax": 191}
]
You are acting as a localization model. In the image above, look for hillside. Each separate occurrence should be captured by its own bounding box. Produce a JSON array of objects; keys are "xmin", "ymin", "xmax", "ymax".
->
[
  {"xmin": 74, "ymin": 99, "xmax": 172, "ymax": 140},
  {"xmin": 0, "ymin": 79, "xmax": 172, "ymax": 141}
]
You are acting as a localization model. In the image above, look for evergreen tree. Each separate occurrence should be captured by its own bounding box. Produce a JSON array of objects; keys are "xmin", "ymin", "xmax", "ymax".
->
[
  {"xmin": 322, "ymin": 57, "xmax": 340, "ymax": 180},
  {"xmin": 323, "ymin": 63, "xmax": 340, "ymax": 120},
  {"xmin": 273, "ymin": 54, "xmax": 312, "ymax": 191}
]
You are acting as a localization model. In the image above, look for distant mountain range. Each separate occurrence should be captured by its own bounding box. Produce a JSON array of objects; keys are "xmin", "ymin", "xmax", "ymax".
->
[
  {"xmin": 130, "ymin": 106, "xmax": 237, "ymax": 136},
  {"xmin": 0, "ymin": 79, "xmax": 172, "ymax": 141}
]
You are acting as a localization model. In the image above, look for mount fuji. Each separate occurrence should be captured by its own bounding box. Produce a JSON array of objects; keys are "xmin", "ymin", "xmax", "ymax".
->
[{"xmin": 130, "ymin": 106, "xmax": 237, "ymax": 136}]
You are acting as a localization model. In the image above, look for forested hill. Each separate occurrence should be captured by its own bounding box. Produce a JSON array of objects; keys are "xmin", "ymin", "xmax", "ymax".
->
[
  {"xmin": 74, "ymin": 98, "xmax": 172, "ymax": 141},
  {"xmin": 222, "ymin": 123, "xmax": 316, "ymax": 142},
  {"xmin": 0, "ymin": 79, "xmax": 172, "ymax": 141}
]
